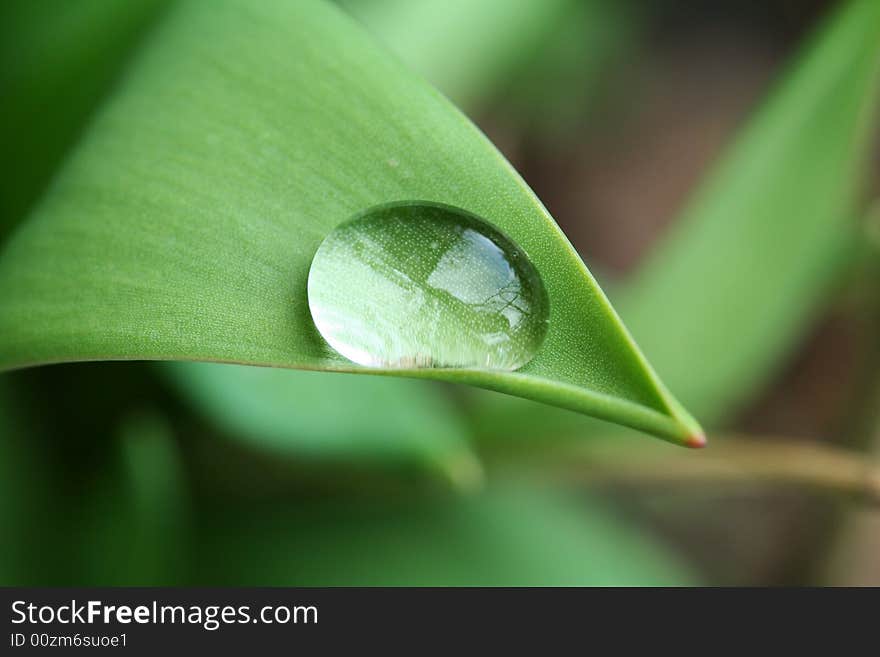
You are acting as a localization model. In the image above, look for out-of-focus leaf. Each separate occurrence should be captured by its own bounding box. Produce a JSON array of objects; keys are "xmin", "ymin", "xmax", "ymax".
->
[
  {"xmin": 79, "ymin": 411, "xmax": 189, "ymax": 584},
  {"xmin": 193, "ymin": 483, "xmax": 697, "ymax": 585},
  {"xmin": 0, "ymin": 0, "xmax": 169, "ymax": 233},
  {"xmin": 120, "ymin": 411, "xmax": 189, "ymax": 582},
  {"xmin": 165, "ymin": 362, "xmax": 483, "ymax": 489},
  {"xmin": 468, "ymin": 0, "xmax": 880, "ymax": 443},
  {"xmin": 343, "ymin": 0, "xmax": 639, "ymax": 138},
  {"xmin": 618, "ymin": 0, "xmax": 880, "ymax": 425},
  {"xmin": 503, "ymin": 0, "xmax": 640, "ymax": 137},
  {"xmin": 340, "ymin": 0, "xmax": 577, "ymax": 109},
  {"xmin": 1, "ymin": 377, "xmax": 188, "ymax": 585},
  {"xmin": 0, "ymin": 0, "xmax": 700, "ymax": 445}
]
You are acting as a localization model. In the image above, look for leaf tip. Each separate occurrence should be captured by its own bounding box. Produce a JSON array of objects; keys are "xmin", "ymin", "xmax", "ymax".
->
[{"xmin": 684, "ymin": 432, "xmax": 707, "ymax": 449}]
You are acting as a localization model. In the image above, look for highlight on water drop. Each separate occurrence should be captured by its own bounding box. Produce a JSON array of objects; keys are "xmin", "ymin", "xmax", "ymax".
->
[{"xmin": 307, "ymin": 201, "xmax": 549, "ymax": 370}]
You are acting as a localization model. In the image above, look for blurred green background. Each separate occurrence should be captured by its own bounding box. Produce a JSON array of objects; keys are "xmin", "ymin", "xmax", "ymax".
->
[{"xmin": 1, "ymin": 0, "xmax": 879, "ymax": 586}]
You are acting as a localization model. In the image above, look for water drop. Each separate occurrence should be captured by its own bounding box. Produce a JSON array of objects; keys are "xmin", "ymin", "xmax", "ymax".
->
[{"xmin": 307, "ymin": 201, "xmax": 549, "ymax": 370}]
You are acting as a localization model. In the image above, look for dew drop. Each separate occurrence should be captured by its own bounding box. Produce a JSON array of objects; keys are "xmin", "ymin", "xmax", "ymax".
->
[{"xmin": 307, "ymin": 201, "xmax": 549, "ymax": 370}]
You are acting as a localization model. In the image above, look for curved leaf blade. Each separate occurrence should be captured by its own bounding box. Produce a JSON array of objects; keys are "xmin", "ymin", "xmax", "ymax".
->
[
  {"xmin": 469, "ymin": 0, "xmax": 880, "ymax": 443},
  {"xmin": 0, "ymin": 0, "xmax": 699, "ymax": 444}
]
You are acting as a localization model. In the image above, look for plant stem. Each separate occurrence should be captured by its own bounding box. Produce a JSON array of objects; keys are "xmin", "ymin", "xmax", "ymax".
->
[{"xmin": 487, "ymin": 435, "xmax": 880, "ymax": 504}]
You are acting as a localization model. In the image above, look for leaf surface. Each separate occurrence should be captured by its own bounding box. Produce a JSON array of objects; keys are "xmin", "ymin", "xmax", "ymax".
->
[
  {"xmin": 0, "ymin": 0, "xmax": 170, "ymax": 233},
  {"xmin": 469, "ymin": 0, "xmax": 880, "ymax": 441},
  {"xmin": 0, "ymin": 0, "xmax": 699, "ymax": 444}
]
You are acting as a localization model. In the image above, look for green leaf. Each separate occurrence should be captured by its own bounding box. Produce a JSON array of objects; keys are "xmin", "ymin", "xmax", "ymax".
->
[
  {"xmin": 0, "ymin": 0, "xmax": 170, "ymax": 233},
  {"xmin": 468, "ymin": 0, "xmax": 880, "ymax": 442},
  {"xmin": 343, "ymin": 0, "xmax": 639, "ymax": 138},
  {"xmin": 0, "ymin": 400, "xmax": 191, "ymax": 585},
  {"xmin": 617, "ymin": 0, "xmax": 880, "ymax": 424},
  {"xmin": 78, "ymin": 411, "xmax": 189, "ymax": 584},
  {"xmin": 193, "ymin": 483, "xmax": 697, "ymax": 585},
  {"xmin": 0, "ymin": 0, "xmax": 699, "ymax": 445},
  {"xmin": 339, "ymin": 0, "xmax": 575, "ymax": 108},
  {"xmin": 164, "ymin": 362, "xmax": 483, "ymax": 489}
]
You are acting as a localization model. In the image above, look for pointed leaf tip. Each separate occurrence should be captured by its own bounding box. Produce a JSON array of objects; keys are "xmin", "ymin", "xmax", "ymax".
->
[{"xmin": 0, "ymin": 0, "xmax": 698, "ymax": 445}]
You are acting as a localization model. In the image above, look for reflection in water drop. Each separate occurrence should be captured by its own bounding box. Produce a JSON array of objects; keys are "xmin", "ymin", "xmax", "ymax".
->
[{"xmin": 307, "ymin": 201, "xmax": 549, "ymax": 370}]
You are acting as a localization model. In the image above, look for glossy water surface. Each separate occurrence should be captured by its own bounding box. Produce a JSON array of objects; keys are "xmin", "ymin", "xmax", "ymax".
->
[{"xmin": 307, "ymin": 202, "xmax": 549, "ymax": 370}]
